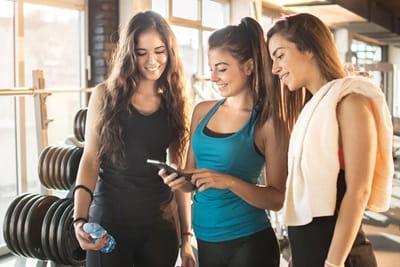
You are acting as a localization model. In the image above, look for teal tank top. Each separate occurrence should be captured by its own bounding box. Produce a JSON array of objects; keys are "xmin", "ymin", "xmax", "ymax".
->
[{"xmin": 192, "ymin": 99, "xmax": 270, "ymax": 242}]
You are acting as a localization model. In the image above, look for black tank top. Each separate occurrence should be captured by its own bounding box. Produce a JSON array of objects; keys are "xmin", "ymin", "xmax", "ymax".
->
[
  {"xmin": 101, "ymin": 104, "xmax": 173, "ymax": 178},
  {"xmin": 91, "ymin": 104, "xmax": 175, "ymax": 227}
]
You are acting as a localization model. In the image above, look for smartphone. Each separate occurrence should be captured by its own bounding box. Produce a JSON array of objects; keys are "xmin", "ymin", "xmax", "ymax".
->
[{"xmin": 147, "ymin": 159, "xmax": 193, "ymax": 181}]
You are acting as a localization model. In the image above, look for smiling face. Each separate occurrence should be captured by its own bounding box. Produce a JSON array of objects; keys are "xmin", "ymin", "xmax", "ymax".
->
[
  {"xmin": 135, "ymin": 30, "xmax": 168, "ymax": 82},
  {"xmin": 268, "ymin": 33, "xmax": 316, "ymax": 92},
  {"xmin": 208, "ymin": 48, "xmax": 252, "ymax": 98}
]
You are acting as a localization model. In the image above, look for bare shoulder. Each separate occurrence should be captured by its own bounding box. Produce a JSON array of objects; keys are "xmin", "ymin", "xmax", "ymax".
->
[
  {"xmin": 191, "ymin": 100, "xmax": 219, "ymax": 125},
  {"xmin": 90, "ymin": 83, "xmax": 106, "ymax": 100},
  {"xmin": 337, "ymin": 93, "xmax": 373, "ymax": 119},
  {"xmin": 86, "ymin": 84, "xmax": 106, "ymax": 111},
  {"xmin": 258, "ymin": 117, "xmax": 276, "ymax": 138},
  {"xmin": 255, "ymin": 117, "xmax": 276, "ymax": 152}
]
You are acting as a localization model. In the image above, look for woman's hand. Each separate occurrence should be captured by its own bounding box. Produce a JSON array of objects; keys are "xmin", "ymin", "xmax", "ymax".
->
[
  {"xmin": 191, "ymin": 169, "xmax": 234, "ymax": 192},
  {"xmin": 179, "ymin": 236, "xmax": 196, "ymax": 267},
  {"xmin": 73, "ymin": 221, "xmax": 107, "ymax": 251},
  {"xmin": 158, "ymin": 164, "xmax": 195, "ymax": 192}
]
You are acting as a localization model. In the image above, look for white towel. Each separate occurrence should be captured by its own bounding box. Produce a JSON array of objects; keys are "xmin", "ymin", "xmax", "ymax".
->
[{"xmin": 283, "ymin": 76, "xmax": 394, "ymax": 226}]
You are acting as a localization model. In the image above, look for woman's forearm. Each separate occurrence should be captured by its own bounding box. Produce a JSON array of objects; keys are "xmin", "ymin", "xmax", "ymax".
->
[
  {"xmin": 229, "ymin": 177, "xmax": 285, "ymax": 211},
  {"xmin": 73, "ymin": 156, "xmax": 99, "ymax": 219},
  {"xmin": 327, "ymin": 191, "xmax": 370, "ymax": 265},
  {"xmin": 175, "ymin": 189, "xmax": 192, "ymax": 233}
]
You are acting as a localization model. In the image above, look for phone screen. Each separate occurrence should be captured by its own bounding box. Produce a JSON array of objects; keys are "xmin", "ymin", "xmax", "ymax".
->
[{"xmin": 147, "ymin": 159, "xmax": 193, "ymax": 181}]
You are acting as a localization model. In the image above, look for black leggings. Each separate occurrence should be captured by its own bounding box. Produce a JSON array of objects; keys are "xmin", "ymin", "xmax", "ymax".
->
[
  {"xmin": 288, "ymin": 170, "xmax": 377, "ymax": 267},
  {"xmin": 197, "ymin": 227, "xmax": 280, "ymax": 267},
  {"xmin": 288, "ymin": 216, "xmax": 377, "ymax": 267},
  {"xmin": 86, "ymin": 220, "xmax": 179, "ymax": 267}
]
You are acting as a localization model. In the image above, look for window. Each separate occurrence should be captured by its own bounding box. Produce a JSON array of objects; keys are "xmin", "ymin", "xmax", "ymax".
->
[
  {"xmin": 171, "ymin": 25, "xmax": 199, "ymax": 97},
  {"xmin": 0, "ymin": 0, "xmax": 17, "ymax": 249},
  {"xmin": 24, "ymin": 4, "xmax": 83, "ymax": 88},
  {"xmin": 152, "ymin": 0, "xmax": 229, "ymax": 104},
  {"xmin": 0, "ymin": 97, "xmax": 18, "ymax": 246},
  {"xmin": 0, "ymin": 0, "xmax": 15, "ymax": 88},
  {"xmin": 350, "ymin": 39, "xmax": 383, "ymax": 89},
  {"xmin": 0, "ymin": 0, "xmax": 86, "ymax": 254},
  {"xmin": 24, "ymin": 3, "xmax": 83, "ymax": 146},
  {"xmin": 202, "ymin": 0, "xmax": 227, "ymax": 29},
  {"xmin": 152, "ymin": 0, "xmax": 168, "ymax": 17},
  {"xmin": 260, "ymin": 15, "xmax": 273, "ymax": 32},
  {"xmin": 172, "ymin": 0, "xmax": 199, "ymax": 21},
  {"xmin": 351, "ymin": 39, "xmax": 382, "ymax": 65}
]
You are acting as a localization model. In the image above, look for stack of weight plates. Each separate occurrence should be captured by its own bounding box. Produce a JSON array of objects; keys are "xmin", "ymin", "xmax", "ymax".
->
[
  {"xmin": 38, "ymin": 144, "xmax": 83, "ymax": 190},
  {"xmin": 3, "ymin": 193, "xmax": 85, "ymax": 265},
  {"xmin": 73, "ymin": 107, "xmax": 87, "ymax": 142},
  {"xmin": 41, "ymin": 198, "xmax": 85, "ymax": 265},
  {"xmin": 3, "ymin": 106, "xmax": 89, "ymax": 266}
]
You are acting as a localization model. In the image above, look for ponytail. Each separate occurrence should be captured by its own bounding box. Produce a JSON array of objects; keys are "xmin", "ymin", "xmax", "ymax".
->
[
  {"xmin": 239, "ymin": 17, "xmax": 268, "ymax": 109},
  {"xmin": 208, "ymin": 17, "xmax": 288, "ymax": 146}
]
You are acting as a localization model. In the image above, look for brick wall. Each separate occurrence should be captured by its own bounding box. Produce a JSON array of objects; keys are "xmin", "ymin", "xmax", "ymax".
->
[{"xmin": 88, "ymin": 0, "xmax": 119, "ymax": 87}]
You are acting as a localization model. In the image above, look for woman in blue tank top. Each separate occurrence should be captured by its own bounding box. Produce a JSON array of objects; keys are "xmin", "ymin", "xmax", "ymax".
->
[{"xmin": 160, "ymin": 17, "xmax": 292, "ymax": 267}]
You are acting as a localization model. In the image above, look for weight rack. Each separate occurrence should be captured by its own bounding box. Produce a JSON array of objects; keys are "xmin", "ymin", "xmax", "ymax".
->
[{"xmin": 3, "ymin": 107, "xmax": 88, "ymax": 267}]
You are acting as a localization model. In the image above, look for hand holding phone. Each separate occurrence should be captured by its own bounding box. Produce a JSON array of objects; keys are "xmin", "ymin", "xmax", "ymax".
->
[{"xmin": 147, "ymin": 159, "xmax": 193, "ymax": 182}]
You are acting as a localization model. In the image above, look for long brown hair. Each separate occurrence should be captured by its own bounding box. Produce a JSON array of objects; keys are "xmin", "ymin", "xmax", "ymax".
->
[
  {"xmin": 97, "ymin": 11, "xmax": 188, "ymax": 169},
  {"xmin": 208, "ymin": 17, "xmax": 288, "ymax": 144},
  {"xmin": 266, "ymin": 13, "xmax": 346, "ymax": 132}
]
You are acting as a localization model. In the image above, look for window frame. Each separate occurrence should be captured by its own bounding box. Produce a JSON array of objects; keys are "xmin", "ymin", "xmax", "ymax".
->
[
  {"xmin": 0, "ymin": 0, "xmax": 87, "ymax": 255},
  {"xmin": 155, "ymin": 0, "xmax": 230, "ymax": 103}
]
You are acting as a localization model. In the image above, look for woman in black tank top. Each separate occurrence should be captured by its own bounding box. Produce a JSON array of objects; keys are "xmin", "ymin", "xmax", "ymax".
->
[{"xmin": 72, "ymin": 11, "xmax": 195, "ymax": 267}]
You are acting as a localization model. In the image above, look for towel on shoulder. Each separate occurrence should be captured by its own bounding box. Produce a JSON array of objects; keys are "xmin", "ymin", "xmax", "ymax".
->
[{"xmin": 283, "ymin": 76, "xmax": 394, "ymax": 226}]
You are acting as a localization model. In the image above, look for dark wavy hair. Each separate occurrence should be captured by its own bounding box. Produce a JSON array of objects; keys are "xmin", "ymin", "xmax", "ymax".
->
[
  {"xmin": 266, "ymin": 13, "xmax": 346, "ymax": 132},
  {"xmin": 208, "ymin": 17, "xmax": 288, "ymax": 144},
  {"xmin": 97, "ymin": 11, "xmax": 188, "ymax": 169}
]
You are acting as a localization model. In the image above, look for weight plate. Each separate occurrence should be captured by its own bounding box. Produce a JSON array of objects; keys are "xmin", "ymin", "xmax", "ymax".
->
[
  {"xmin": 73, "ymin": 109, "xmax": 83, "ymax": 142},
  {"xmin": 24, "ymin": 195, "xmax": 59, "ymax": 259},
  {"xmin": 49, "ymin": 199, "xmax": 72, "ymax": 264},
  {"xmin": 56, "ymin": 145, "xmax": 74, "ymax": 190},
  {"xmin": 56, "ymin": 202, "xmax": 74, "ymax": 264},
  {"xmin": 53, "ymin": 146, "xmax": 68, "ymax": 190},
  {"xmin": 38, "ymin": 146, "xmax": 52, "ymax": 187},
  {"xmin": 60, "ymin": 204, "xmax": 86, "ymax": 266},
  {"xmin": 82, "ymin": 108, "xmax": 88, "ymax": 141},
  {"xmin": 79, "ymin": 108, "xmax": 86, "ymax": 142},
  {"xmin": 64, "ymin": 146, "xmax": 80, "ymax": 189},
  {"xmin": 66, "ymin": 147, "xmax": 83, "ymax": 187},
  {"xmin": 41, "ymin": 198, "xmax": 69, "ymax": 261},
  {"xmin": 59, "ymin": 145, "xmax": 77, "ymax": 191},
  {"xmin": 15, "ymin": 194, "xmax": 43, "ymax": 257},
  {"xmin": 49, "ymin": 145, "xmax": 64, "ymax": 189},
  {"xmin": 3, "ymin": 193, "xmax": 33, "ymax": 254},
  {"xmin": 8, "ymin": 193, "xmax": 38, "ymax": 255},
  {"xmin": 76, "ymin": 109, "xmax": 84, "ymax": 142},
  {"xmin": 79, "ymin": 108, "xmax": 88, "ymax": 142},
  {"xmin": 42, "ymin": 145, "xmax": 58, "ymax": 188},
  {"xmin": 49, "ymin": 145, "xmax": 66, "ymax": 190}
]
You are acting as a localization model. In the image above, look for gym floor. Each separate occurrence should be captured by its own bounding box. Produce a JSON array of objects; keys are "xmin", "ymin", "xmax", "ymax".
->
[{"xmin": 0, "ymin": 246, "xmax": 289, "ymax": 267}]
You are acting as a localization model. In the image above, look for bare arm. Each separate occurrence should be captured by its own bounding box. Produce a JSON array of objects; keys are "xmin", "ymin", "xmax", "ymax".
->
[
  {"xmin": 73, "ymin": 85, "xmax": 107, "ymax": 250},
  {"xmin": 327, "ymin": 94, "xmax": 377, "ymax": 265},
  {"xmin": 167, "ymin": 118, "xmax": 197, "ymax": 267},
  {"xmin": 230, "ymin": 118, "xmax": 287, "ymax": 210}
]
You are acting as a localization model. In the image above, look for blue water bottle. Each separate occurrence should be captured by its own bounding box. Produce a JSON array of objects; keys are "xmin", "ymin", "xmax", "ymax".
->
[{"xmin": 83, "ymin": 222, "xmax": 116, "ymax": 253}]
